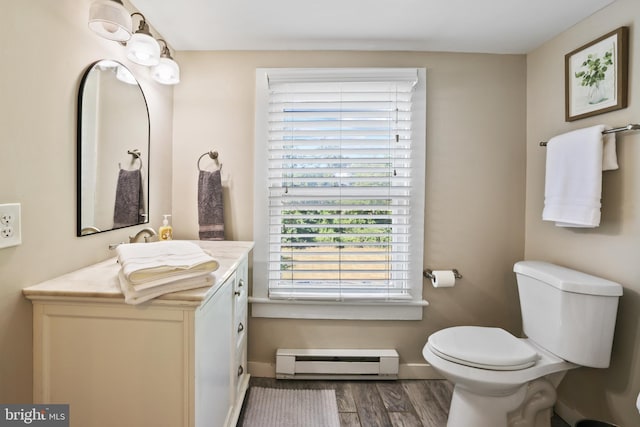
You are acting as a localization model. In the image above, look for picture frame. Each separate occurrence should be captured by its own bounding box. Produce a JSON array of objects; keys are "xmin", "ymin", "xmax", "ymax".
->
[{"xmin": 565, "ymin": 26, "xmax": 628, "ymax": 122}]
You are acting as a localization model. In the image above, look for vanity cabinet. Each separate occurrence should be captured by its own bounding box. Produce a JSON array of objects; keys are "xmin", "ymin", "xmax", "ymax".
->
[{"xmin": 23, "ymin": 241, "xmax": 253, "ymax": 427}]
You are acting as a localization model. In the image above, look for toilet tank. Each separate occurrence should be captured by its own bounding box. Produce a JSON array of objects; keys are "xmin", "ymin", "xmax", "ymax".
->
[{"xmin": 514, "ymin": 261, "xmax": 622, "ymax": 368}]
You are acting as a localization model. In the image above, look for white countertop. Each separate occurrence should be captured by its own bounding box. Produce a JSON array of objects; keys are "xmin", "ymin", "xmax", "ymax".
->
[{"xmin": 23, "ymin": 240, "xmax": 253, "ymax": 305}]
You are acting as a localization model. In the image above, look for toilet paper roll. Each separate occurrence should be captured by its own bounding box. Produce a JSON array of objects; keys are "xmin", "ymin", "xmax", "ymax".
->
[{"xmin": 431, "ymin": 270, "xmax": 456, "ymax": 288}]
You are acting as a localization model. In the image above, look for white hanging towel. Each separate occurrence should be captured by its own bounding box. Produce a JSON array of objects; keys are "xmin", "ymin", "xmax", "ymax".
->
[{"xmin": 542, "ymin": 125, "xmax": 618, "ymax": 228}]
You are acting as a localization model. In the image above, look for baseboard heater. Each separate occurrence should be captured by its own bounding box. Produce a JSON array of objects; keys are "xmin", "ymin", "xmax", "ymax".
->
[{"xmin": 276, "ymin": 348, "xmax": 399, "ymax": 380}]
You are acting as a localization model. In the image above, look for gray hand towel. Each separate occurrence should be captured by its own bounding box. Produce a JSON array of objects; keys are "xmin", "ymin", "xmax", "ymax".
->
[
  {"xmin": 198, "ymin": 169, "xmax": 224, "ymax": 240},
  {"xmin": 113, "ymin": 168, "xmax": 143, "ymax": 228}
]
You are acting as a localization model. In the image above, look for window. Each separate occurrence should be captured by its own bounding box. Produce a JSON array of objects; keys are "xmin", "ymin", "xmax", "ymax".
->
[{"xmin": 253, "ymin": 68, "xmax": 426, "ymax": 320}]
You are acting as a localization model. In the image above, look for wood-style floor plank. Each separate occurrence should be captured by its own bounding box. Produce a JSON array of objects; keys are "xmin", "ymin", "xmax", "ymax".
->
[
  {"xmin": 401, "ymin": 380, "xmax": 452, "ymax": 427},
  {"xmin": 340, "ymin": 412, "xmax": 361, "ymax": 427},
  {"xmin": 335, "ymin": 382, "xmax": 357, "ymax": 413},
  {"xmin": 349, "ymin": 382, "xmax": 393, "ymax": 427},
  {"xmin": 388, "ymin": 411, "xmax": 424, "ymax": 427},
  {"xmin": 238, "ymin": 377, "xmax": 570, "ymax": 427},
  {"xmin": 375, "ymin": 381, "xmax": 413, "ymax": 412}
]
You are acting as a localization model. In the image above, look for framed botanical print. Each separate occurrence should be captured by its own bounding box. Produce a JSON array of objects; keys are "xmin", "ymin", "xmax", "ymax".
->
[{"xmin": 565, "ymin": 26, "xmax": 628, "ymax": 122}]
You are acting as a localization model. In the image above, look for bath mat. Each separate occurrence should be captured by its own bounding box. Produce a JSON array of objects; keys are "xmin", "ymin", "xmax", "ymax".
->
[{"xmin": 241, "ymin": 387, "xmax": 340, "ymax": 427}]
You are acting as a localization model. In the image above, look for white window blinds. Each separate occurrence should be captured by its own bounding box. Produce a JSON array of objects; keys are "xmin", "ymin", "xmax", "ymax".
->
[{"xmin": 254, "ymin": 68, "xmax": 426, "ymax": 308}]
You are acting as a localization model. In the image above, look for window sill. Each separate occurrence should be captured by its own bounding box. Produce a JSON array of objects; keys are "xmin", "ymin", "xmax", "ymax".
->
[{"xmin": 249, "ymin": 297, "xmax": 428, "ymax": 320}]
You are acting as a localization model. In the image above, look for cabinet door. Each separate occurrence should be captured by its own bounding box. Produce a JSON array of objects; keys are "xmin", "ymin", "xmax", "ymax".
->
[
  {"xmin": 195, "ymin": 275, "xmax": 234, "ymax": 427},
  {"xmin": 33, "ymin": 304, "xmax": 189, "ymax": 427}
]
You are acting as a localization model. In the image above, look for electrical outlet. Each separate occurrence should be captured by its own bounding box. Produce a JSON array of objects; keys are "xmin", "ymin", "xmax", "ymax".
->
[
  {"xmin": 1, "ymin": 213, "xmax": 13, "ymax": 225},
  {"xmin": 0, "ymin": 203, "xmax": 21, "ymax": 248},
  {"xmin": 1, "ymin": 226, "xmax": 14, "ymax": 238}
]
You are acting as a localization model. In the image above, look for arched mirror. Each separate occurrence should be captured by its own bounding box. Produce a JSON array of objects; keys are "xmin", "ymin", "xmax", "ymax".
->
[{"xmin": 77, "ymin": 60, "xmax": 150, "ymax": 236}]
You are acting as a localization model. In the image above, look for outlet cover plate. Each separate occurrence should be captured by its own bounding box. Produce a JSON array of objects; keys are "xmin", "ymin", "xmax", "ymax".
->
[{"xmin": 0, "ymin": 203, "xmax": 21, "ymax": 248}]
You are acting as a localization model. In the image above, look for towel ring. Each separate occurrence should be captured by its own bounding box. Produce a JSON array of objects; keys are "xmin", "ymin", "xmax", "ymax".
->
[
  {"xmin": 119, "ymin": 149, "xmax": 143, "ymax": 171},
  {"xmin": 197, "ymin": 150, "xmax": 223, "ymax": 172}
]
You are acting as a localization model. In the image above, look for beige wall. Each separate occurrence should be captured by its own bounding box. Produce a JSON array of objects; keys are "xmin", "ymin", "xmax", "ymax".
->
[
  {"xmin": 172, "ymin": 51, "xmax": 527, "ymax": 373},
  {"xmin": 0, "ymin": 0, "xmax": 173, "ymax": 402},
  {"xmin": 526, "ymin": 0, "xmax": 639, "ymax": 424},
  {"xmin": 11, "ymin": 1, "xmax": 634, "ymax": 424}
]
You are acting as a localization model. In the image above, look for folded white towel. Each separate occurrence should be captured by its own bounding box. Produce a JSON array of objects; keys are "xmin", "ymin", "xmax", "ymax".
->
[
  {"xmin": 123, "ymin": 269, "xmax": 219, "ymax": 291},
  {"xmin": 118, "ymin": 270, "xmax": 215, "ymax": 305},
  {"xmin": 116, "ymin": 241, "xmax": 219, "ymax": 285},
  {"xmin": 542, "ymin": 125, "xmax": 618, "ymax": 228},
  {"xmin": 602, "ymin": 130, "xmax": 618, "ymax": 171}
]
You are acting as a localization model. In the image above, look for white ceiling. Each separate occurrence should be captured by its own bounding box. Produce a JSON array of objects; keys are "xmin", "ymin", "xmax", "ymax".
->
[{"xmin": 128, "ymin": 0, "xmax": 616, "ymax": 54}]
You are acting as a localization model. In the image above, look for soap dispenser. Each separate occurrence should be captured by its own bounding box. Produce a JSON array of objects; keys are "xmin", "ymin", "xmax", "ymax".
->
[{"xmin": 159, "ymin": 214, "xmax": 173, "ymax": 241}]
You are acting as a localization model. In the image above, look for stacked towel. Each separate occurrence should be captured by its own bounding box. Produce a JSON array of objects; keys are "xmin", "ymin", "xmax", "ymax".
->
[
  {"xmin": 116, "ymin": 241, "xmax": 219, "ymax": 304},
  {"xmin": 542, "ymin": 125, "xmax": 618, "ymax": 228},
  {"xmin": 114, "ymin": 168, "xmax": 143, "ymax": 228},
  {"xmin": 118, "ymin": 271, "xmax": 215, "ymax": 305},
  {"xmin": 198, "ymin": 169, "xmax": 225, "ymax": 240}
]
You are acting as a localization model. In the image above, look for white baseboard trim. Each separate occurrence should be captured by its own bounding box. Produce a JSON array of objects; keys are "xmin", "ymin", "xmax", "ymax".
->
[
  {"xmin": 399, "ymin": 363, "xmax": 442, "ymax": 379},
  {"xmin": 248, "ymin": 361, "xmax": 443, "ymax": 380},
  {"xmin": 554, "ymin": 399, "xmax": 584, "ymax": 427}
]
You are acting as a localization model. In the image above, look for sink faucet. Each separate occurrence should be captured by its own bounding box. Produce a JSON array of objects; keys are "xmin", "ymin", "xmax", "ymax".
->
[{"xmin": 129, "ymin": 227, "xmax": 157, "ymax": 243}]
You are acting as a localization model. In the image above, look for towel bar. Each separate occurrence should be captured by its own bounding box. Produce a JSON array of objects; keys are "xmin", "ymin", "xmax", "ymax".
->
[{"xmin": 539, "ymin": 123, "xmax": 640, "ymax": 146}]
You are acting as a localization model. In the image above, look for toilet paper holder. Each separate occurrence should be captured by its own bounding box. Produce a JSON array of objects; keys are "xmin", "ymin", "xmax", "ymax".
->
[{"xmin": 423, "ymin": 268, "xmax": 463, "ymax": 280}]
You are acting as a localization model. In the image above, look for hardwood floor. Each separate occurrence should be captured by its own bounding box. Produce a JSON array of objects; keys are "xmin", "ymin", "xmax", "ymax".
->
[
  {"xmin": 239, "ymin": 377, "xmax": 453, "ymax": 427},
  {"xmin": 238, "ymin": 377, "xmax": 571, "ymax": 427}
]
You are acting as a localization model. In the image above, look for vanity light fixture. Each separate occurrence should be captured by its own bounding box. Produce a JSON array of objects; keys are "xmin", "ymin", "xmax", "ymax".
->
[
  {"xmin": 88, "ymin": 0, "xmax": 132, "ymax": 42},
  {"xmin": 125, "ymin": 13, "xmax": 160, "ymax": 66},
  {"xmin": 88, "ymin": 3, "xmax": 180, "ymax": 85},
  {"xmin": 151, "ymin": 40, "xmax": 180, "ymax": 85}
]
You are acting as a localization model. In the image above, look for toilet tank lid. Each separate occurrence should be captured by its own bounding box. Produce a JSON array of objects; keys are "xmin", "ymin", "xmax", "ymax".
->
[{"xmin": 514, "ymin": 261, "xmax": 623, "ymax": 296}]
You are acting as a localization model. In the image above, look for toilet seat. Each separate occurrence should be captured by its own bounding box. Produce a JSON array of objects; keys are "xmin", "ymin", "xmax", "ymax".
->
[{"xmin": 427, "ymin": 326, "xmax": 540, "ymax": 371}]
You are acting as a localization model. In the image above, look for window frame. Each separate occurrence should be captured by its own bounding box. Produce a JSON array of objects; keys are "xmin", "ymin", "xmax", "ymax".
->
[{"xmin": 251, "ymin": 68, "xmax": 427, "ymax": 320}]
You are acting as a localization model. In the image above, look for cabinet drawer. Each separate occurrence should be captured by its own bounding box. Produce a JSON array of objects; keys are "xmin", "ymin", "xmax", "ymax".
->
[
  {"xmin": 234, "ymin": 287, "xmax": 247, "ymax": 312},
  {"xmin": 233, "ymin": 258, "xmax": 248, "ymax": 332},
  {"xmin": 235, "ymin": 345, "xmax": 248, "ymax": 397},
  {"xmin": 234, "ymin": 277, "xmax": 247, "ymax": 305},
  {"xmin": 234, "ymin": 258, "xmax": 248, "ymax": 298},
  {"xmin": 235, "ymin": 322, "xmax": 247, "ymax": 354},
  {"xmin": 234, "ymin": 297, "xmax": 247, "ymax": 326},
  {"xmin": 235, "ymin": 315, "xmax": 247, "ymax": 348}
]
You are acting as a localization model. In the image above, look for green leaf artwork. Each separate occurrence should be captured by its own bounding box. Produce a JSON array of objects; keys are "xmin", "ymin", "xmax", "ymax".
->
[
  {"xmin": 574, "ymin": 50, "xmax": 613, "ymax": 104},
  {"xmin": 574, "ymin": 50, "xmax": 613, "ymax": 87}
]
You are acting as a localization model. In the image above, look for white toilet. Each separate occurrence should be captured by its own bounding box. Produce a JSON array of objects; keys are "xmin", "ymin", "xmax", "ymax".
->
[{"xmin": 422, "ymin": 260, "xmax": 623, "ymax": 427}]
